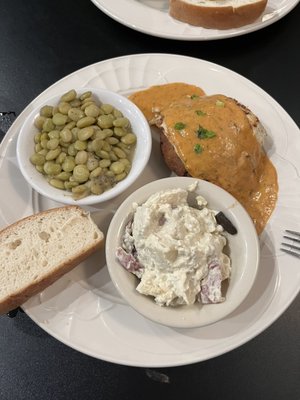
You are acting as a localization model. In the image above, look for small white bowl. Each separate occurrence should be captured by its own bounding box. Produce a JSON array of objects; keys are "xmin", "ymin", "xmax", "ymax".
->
[
  {"xmin": 16, "ymin": 87, "xmax": 152, "ymax": 206},
  {"xmin": 106, "ymin": 177, "xmax": 260, "ymax": 329}
]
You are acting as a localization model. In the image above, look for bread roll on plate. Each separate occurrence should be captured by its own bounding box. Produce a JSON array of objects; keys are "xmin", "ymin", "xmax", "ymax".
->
[
  {"xmin": 169, "ymin": 0, "xmax": 268, "ymax": 29},
  {"xmin": 0, "ymin": 206, "xmax": 104, "ymax": 314}
]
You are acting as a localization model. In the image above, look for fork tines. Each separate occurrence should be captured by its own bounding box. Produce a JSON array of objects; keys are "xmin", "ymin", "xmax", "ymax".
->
[{"xmin": 281, "ymin": 230, "xmax": 300, "ymax": 258}]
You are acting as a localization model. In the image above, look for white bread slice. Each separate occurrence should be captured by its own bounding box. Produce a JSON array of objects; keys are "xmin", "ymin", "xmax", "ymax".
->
[
  {"xmin": 169, "ymin": 0, "xmax": 268, "ymax": 29},
  {"xmin": 0, "ymin": 206, "xmax": 104, "ymax": 314}
]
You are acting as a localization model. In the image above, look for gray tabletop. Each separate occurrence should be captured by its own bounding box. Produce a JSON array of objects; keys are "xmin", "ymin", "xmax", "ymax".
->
[{"xmin": 0, "ymin": 1, "xmax": 299, "ymax": 399}]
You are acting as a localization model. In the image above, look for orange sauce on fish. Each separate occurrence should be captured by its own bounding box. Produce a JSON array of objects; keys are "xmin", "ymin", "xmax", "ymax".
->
[
  {"xmin": 130, "ymin": 85, "xmax": 278, "ymax": 234},
  {"xmin": 129, "ymin": 82, "xmax": 206, "ymax": 123}
]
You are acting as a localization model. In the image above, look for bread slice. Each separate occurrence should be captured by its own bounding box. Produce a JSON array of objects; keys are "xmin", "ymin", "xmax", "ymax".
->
[
  {"xmin": 169, "ymin": 0, "xmax": 268, "ymax": 29},
  {"xmin": 0, "ymin": 206, "xmax": 104, "ymax": 314}
]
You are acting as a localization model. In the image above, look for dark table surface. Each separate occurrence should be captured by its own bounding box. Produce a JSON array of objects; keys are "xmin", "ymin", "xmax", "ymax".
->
[{"xmin": 0, "ymin": 1, "xmax": 299, "ymax": 399}]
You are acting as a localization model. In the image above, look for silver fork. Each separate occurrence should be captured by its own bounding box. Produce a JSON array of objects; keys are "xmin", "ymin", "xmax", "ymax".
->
[{"xmin": 281, "ymin": 230, "xmax": 300, "ymax": 259}]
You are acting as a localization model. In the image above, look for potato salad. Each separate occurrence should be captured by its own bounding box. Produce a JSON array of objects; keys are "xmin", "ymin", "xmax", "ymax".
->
[{"xmin": 116, "ymin": 186, "xmax": 231, "ymax": 307}]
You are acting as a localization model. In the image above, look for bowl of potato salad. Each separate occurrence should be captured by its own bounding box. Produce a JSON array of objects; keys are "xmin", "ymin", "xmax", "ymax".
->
[
  {"xmin": 17, "ymin": 88, "xmax": 152, "ymax": 205},
  {"xmin": 106, "ymin": 177, "xmax": 260, "ymax": 329}
]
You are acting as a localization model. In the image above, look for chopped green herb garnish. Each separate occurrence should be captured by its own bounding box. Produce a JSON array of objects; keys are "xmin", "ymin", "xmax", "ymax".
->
[
  {"xmin": 174, "ymin": 122, "xmax": 186, "ymax": 130},
  {"xmin": 190, "ymin": 94, "xmax": 199, "ymax": 100},
  {"xmin": 195, "ymin": 110, "xmax": 206, "ymax": 116},
  {"xmin": 196, "ymin": 125, "xmax": 216, "ymax": 139},
  {"xmin": 194, "ymin": 143, "xmax": 203, "ymax": 154},
  {"xmin": 216, "ymin": 100, "xmax": 225, "ymax": 107}
]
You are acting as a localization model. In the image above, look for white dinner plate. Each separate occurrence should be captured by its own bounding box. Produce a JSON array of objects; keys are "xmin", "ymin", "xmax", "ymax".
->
[
  {"xmin": 90, "ymin": 0, "xmax": 300, "ymax": 40},
  {"xmin": 1, "ymin": 53, "xmax": 300, "ymax": 367}
]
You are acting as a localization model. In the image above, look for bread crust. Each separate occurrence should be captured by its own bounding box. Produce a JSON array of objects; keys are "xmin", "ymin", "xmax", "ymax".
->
[
  {"xmin": 169, "ymin": 0, "xmax": 268, "ymax": 29},
  {"xmin": 0, "ymin": 206, "xmax": 104, "ymax": 314}
]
